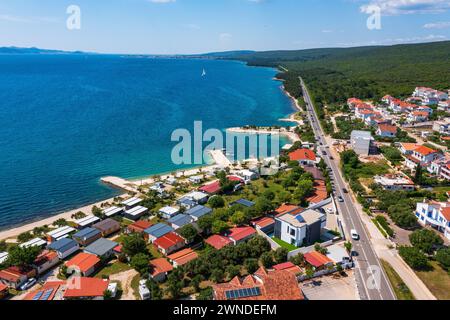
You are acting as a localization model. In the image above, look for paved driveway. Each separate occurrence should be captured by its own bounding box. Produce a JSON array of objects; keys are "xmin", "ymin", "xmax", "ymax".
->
[{"xmin": 301, "ymin": 271, "xmax": 359, "ymax": 300}]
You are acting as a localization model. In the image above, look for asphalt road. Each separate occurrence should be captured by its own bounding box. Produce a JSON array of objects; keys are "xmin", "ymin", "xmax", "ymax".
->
[{"xmin": 299, "ymin": 77, "xmax": 396, "ymax": 300}]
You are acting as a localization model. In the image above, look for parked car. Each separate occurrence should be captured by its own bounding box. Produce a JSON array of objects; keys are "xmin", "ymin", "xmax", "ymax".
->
[
  {"xmin": 20, "ymin": 278, "xmax": 36, "ymax": 291},
  {"xmin": 342, "ymin": 188, "xmax": 349, "ymax": 193},
  {"xmin": 337, "ymin": 196, "xmax": 344, "ymax": 202},
  {"xmin": 139, "ymin": 280, "xmax": 150, "ymax": 300},
  {"xmin": 351, "ymin": 229, "xmax": 360, "ymax": 240}
]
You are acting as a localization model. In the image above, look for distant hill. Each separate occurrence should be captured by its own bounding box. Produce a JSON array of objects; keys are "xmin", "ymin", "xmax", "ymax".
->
[
  {"xmin": 0, "ymin": 46, "xmax": 87, "ymax": 55},
  {"xmin": 226, "ymin": 41, "xmax": 450, "ymax": 104}
]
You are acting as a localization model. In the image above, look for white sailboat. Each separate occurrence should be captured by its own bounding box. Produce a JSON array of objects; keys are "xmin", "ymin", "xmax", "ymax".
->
[{"xmin": 201, "ymin": 68, "xmax": 206, "ymax": 77}]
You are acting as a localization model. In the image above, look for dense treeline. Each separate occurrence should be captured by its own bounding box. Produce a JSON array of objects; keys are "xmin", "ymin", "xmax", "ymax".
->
[{"xmin": 234, "ymin": 41, "xmax": 450, "ymax": 105}]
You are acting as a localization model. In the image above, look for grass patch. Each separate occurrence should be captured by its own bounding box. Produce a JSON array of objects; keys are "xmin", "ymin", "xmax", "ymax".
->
[
  {"xmin": 95, "ymin": 261, "xmax": 132, "ymax": 278},
  {"xmin": 380, "ymin": 259, "xmax": 415, "ymax": 300},
  {"xmin": 415, "ymin": 260, "xmax": 450, "ymax": 300},
  {"xmin": 130, "ymin": 273, "xmax": 142, "ymax": 300},
  {"xmin": 272, "ymin": 237, "xmax": 298, "ymax": 251},
  {"xmin": 372, "ymin": 219, "xmax": 388, "ymax": 238}
]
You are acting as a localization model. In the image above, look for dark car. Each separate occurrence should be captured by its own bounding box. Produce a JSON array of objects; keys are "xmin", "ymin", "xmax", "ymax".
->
[{"xmin": 342, "ymin": 188, "xmax": 349, "ymax": 193}]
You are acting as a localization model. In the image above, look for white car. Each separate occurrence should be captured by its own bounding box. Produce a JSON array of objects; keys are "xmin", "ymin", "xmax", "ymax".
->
[{"xmin": 351, "ymin": 229, "xmax": 360, "ymax": 240}]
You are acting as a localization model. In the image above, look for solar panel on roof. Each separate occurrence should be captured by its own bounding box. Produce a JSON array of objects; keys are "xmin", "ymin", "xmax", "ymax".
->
[
  {"xmin": 41, "ymin": 288, "xmax": 54, "ymax": 301},
  {"xmin": 224, "ymin": 287, "xmax": 262, "ymax": 300},
  {"xmin": 32, "ymin": 291, "xmax": 43, "ymax": 300}
]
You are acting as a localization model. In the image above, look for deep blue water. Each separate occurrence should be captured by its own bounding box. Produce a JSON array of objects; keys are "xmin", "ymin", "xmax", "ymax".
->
[{"xmin": 0, "ymin": 54, "xmax": 294, "ymax": 229}]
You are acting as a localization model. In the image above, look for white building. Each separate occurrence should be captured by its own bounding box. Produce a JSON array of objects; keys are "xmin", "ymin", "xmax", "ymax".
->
[
  {"xmin": 159, "ymin": 206, "xmax": 180, "ymax": 219},
  {"xmin": 75, "ymin": 215, "xmax": 101, "ymax": 229},
  {"xmin": 350, "ymin": 131, "xmax": 374, "ymax": 156},
  {"xmin": 274, "ymin": 209, "xmax": 326, "ymax": 247},
  {"xmin": 103, "ymin": 206, "xmax": 124, "ymax": 218},
  {"xmin": 46, "ymin": 226, "xmax": 76, "ymax": 243},
  {"xmin": 373, "ymin": 174, "xmax": 415, "ymax": 191},
  {"xmin": 415, "ymin": 201, "xmax": 450, "ymax": 240},
  {"xmin": 121, "ymin": 197, "xmax": 143, "ymax": 209},
  {"xmin": 124, "ymin": 206, "xmax": 148, "ymax": 221},
  {"xmin": 433, "ymin": 119, "xmax": 450, "ymax": 136}
]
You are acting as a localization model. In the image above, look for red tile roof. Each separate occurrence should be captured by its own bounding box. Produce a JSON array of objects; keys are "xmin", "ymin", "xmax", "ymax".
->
[
  {"xmin": 34, "ymin": 250, "xmax": 59, "ymax": 267},
  {"xmin": 378, "ymin": 124, "xmax": 397, "ymax": 134},
  {"xmin": 272, "ymin": 262, "xmax": 303, "ymax": 275},
  {"xmin": 228, "ymin": 226, "xmax": 256, "ymax": 242},
  {"xmin": 149, "ymin": 258, "xmax": 173, "ymax": 277},
  {"xmin": 440, "ymin": 207, "xmax": 450, "ymax": 221},
  {"xmin": 288, "ymin": 149, "xmax": 316, "ymax": 162},
  {"xmin": 205, "ymin": 235, "xmax": 233, "ymax": 250},
  {"xmin": 65, "ymin": 252, "xmax": 100, "ymax": 273},
  {"xmin": 414, "ymin": 145, "xmax": 437, "ymax": 156},
  {"xmin": 154, "ymin": 232, "xmax": 185, "ymax": 250},
  {"xmin": 167, "ymin": 248, "xmax": 199, "ymax": 266},
  {"xmin": 275, "ymin": 204, "xmax": 303, "ymax": 217},
  {"xmin": 213, "ymin": 267, "xmax": 304, "ymax": 300},
  {"xmin": 251, "ymin": 216, "xmax": 275, "ymax": 229},
  {"xmin": 128, "ymin": 220, "xmax": 153, "ymax": 233},
  {"xmin": 199, "ymin": 180, "xmax": 221, "ymax": 194},
  {"xmin": 304, "ymin": 251, "xmax": 334, "ymax": 268},
  {"xmin": 63, "ymin": 277, "xmax": 109, "ymax": 298},
  {"xmin": 306, "ymin": 180, "xmax": 328, "ymax": 204},
  {"xmin": 0, "ymin": 267, "xmax": 25, "ymax": 283}
]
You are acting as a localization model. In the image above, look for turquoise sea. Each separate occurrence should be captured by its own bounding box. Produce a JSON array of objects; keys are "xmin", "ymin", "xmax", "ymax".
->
[{"xmin": 0, "ymin": 54, "xmax": 294, "ymax": 229}]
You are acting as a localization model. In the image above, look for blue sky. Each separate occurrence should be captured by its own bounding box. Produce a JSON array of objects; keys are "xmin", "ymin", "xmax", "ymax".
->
[{"xmin": 0, "ymin": 0, "xmax": 449, "ymax": 54}]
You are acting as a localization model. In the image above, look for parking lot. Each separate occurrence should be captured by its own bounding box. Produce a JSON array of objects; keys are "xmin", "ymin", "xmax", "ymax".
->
[{"xmin": 301, "ymin": 271, "xmax": 359, "ymax": 300}]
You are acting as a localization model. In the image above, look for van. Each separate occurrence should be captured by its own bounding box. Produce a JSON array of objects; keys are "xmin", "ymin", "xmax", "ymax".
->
[{"xmin": 351, "ymin": 229, "xmax": 360, "ymax": 240}]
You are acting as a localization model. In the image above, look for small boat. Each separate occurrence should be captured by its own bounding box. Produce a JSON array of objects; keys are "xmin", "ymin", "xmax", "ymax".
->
[{"xmin": 201, "ymin": 68, "xmax": 206, "ymax": 77}]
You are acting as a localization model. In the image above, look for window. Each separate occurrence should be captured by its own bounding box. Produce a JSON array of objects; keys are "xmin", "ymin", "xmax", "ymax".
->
[{"xmin": 290, "ymin": 229, "xmax": 296, "ymax": 237}]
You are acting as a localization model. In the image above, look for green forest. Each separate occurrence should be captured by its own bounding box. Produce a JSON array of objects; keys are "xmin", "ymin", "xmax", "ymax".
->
[{"xmin": 229, "ymin": 41, "xmax": 450, "ymax": 105}]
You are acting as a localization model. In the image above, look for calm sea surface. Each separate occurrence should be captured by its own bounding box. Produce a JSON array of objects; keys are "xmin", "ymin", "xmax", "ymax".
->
[{"xmin": 0, "ymin": 54, "xmax": 294, "ymax": 228}]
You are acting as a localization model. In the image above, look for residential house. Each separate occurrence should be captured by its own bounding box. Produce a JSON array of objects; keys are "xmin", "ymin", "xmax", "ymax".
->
[
  {"xmin": 72, "ymin": 227, "xmax": 102, "ymax": 246},
  {"xmin": 0, "ymin": 252, "xmax": 7, "ymax": 265},
  {"xmin": 159, "ymin": 206, "xmax": 180, "ymax": 220},
  {"xmin": 63, "ymin": 277, "xmax": 109, "ymax": 300},
  {"xmin": 274, "ymin": 209, "xmax": 326, "ymax": 247},
  {"xmin": 411, "ymin": 145, "xmax": 440, "ymax": 164},
  {"xmin": 19, "ymin": 237, "xmax": 47, "ymax": 249},
  {"xmin": 440, "ymin": 163, "xmax": 450, "ymax": 181},
  {"xmin": 438, "ymin": 100, "xmax": 450, "ymax": 111},
  {"xmin": 149, "ymin": 258, "xmax": 173, "ymax": 282},
  {"xmin": 433, "ymin": 119, "xmax": 450, "ymax": 136},
  {"xmin": 212, "ymin": 267, "xmax": 304, "ymax": 300},
  {"xmin": 288, "ymin": 149, "xmax": 317, "ymax": 166},
  {"xmin": 167, "ymin": 248, "xmax": 199, "ymax": 267},
  {"xmin": 398, "ymin": 143, "xmax": 419, "ymax": 155},
  {"xmin": 46, "ymin": 226, "xmax": 76, "ymax": 243},
  {"xmin": 251, "ymin": 216, "xmax": 275, "ymax": 234},
  {"xmin": 199, "ymin": 180, "xmax": 222, "ymax": 195},
  {"xmin": 121, "ymin": 197, "xmax": 143, "ymax": 209},
  {"xmin": 65, "ymin": 252, "xmax": 100, "ymax": 277},
  {"xmin": 177, "ymin": 191, "xmax": 209, "ymax": 208},
  {"xmin": 84, "ymin": 238, "xmax": 118, "ymax": 259},
  {"xmin": 304, "ymin": 251, "xmax": 334, "ymax": 270},
  {"xmin": 144, "ymin": 223, "xmax": 174, "ymax": 243},
  {"xmin": 168, "ymin": 214, "xmax": 193, "ymax": 230},
  {"xmin": 347, "ymin": 98, "xmax": 364, "ymax": 109},
  {"xmin": 306, "ymin": 180, "xmax": 329, "ymax": 205},
  {"xmin": 188, "ymin": 175, "xmax": 203, "ymax": 184},
  {"xmin": 274, "ymin": 204, "xmax": 304, "ymax": 218},
  {"xmin": 376, "ymin": 124, "xmax": 397, "ymax": 138},
  {"xmin": 32, "ymin": 250, "xmax": 60, "ymax": 275},
  {"xmin": 48, "ymin": 238, "xmax": 79, "ymax": 259},
  {"xmin": 350, "ymin": 131, "xmax": 374, "ymax": 156},
  {"xmin": 326, "ymin": 244, "xmax": 352, "ymax": 267},
  {"xmin": 186, "ymin": 205, "xmax": 212, "ymax": 221},
  {"xmin": 0, "ymin": 266, "xmax": 34, "ymax": 289},
  {"xmin": 92, "ymin": 218, "xmax": 121, "ymax": 237},
  {"xmin": 227, "ymin": 226, "xmax": 256, "ymax": 245},
  {"xmin": 127, "ymin": 220, "xmax": 153, "ymax": 234},
  {"xmin": 205, "ymin": 235, "xmax": 233, "ymax": 250},
  {"xmin": 124, "ymin": 206, "xmax": 148, "ymax": 221},
  {"xmin": 153, "ymin": 232, "xmax": 185, "ymax": 255},
  {"xmin": 373, "ymin": 174, "xmax": 415, "ymax": 191},
  {"xmin": 23, "ymin": 281, "xmax": 65, "ymax": 301},
  {"xmin": 415, "ymin": 201, "xmax": 450, "ymax": 240},
  {"xmin": 238, "ymin": 169, "xmax": 259, "ymax": 182},
  {"xmin": 272, "ymin": 262, "xmax": 303, "ymax": 276},
  {"xmin": 102, "ymin": 206, "xmax": 123, "ymax": 218},
  {"xmin": 74, "ymin": 215, "xmax": 100, "ymax": 229},
  {"xmin": 408, "ymin": 111, "xmax": 429, "ymax": 123}
]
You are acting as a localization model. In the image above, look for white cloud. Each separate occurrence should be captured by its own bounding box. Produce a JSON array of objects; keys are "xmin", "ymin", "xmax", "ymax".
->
[
  {"xmin": 424, "ymin": 21, "xmax": 450, "ymax": 29},
  {"xmin": 360, "ymin": 0, "xmax": 450, "ymax": 15}
]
